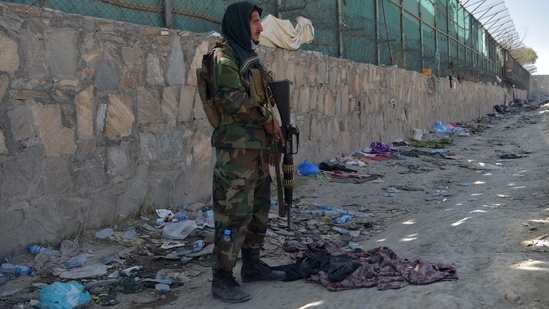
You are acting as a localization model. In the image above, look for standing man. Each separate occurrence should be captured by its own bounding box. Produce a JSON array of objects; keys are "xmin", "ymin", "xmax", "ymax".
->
[{"xmin": 209, "ymin": 1, "xmax": 286, "ymax": 303}]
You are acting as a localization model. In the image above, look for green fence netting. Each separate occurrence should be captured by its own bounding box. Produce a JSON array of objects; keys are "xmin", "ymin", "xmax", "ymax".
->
[{"xmin": 1, "ymin": 0, "xmax": 529, "ymax": 88}]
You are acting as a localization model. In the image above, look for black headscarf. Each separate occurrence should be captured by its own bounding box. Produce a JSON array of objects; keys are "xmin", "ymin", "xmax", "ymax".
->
[{"xmin": 221, "ymin": 1, "xmax": 263, "ymax": 76}]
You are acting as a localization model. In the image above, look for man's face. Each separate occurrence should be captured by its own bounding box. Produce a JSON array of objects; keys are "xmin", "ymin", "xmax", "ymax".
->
[{"xmin": 250, "ymin": 10, "xmax": 263, "ymax": 44}]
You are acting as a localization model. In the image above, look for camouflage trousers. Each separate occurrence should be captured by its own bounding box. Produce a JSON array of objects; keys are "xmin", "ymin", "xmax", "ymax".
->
[{"xmin": 211, "ymin": 147, "xmax": 271, "ymax": 271}]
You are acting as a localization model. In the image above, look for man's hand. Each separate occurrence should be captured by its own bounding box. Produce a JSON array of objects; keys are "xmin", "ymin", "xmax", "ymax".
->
[
  {"xmin": 264, "ymin": 119, "xmax": 285, "ymax": 166},
  {"xmin": 266, "ymin": 152, "xmax": 281, "ymax": 166},
  {"xmin": 264, "ymin": 119, "xmax": 285, "ymax": 147}
]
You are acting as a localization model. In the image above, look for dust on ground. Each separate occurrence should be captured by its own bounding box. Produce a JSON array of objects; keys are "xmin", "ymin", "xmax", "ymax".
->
[{"xmin": 1, "ymin": 102, "xmax": 549, "ymax": 309}]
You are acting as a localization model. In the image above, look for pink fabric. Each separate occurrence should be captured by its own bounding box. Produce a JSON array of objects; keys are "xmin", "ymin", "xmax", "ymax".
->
[{"xmin": 305, "ymin": 241, "xmax": 458, "ymax": 291}]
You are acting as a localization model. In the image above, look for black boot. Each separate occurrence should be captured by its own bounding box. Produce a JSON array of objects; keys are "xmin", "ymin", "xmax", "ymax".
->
[
  {"xmin": 211, "ymin": 269, "xmax": 251, "ymax": 303},
  {"xmin": 241, "ymin": 248, "xmax": 286, "ymax": 283}
]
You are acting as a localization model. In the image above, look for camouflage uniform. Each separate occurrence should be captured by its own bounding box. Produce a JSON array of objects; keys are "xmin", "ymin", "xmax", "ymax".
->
[{"xmin": 210, "ymin": 42, "xmax": 274, "ymax": 272}]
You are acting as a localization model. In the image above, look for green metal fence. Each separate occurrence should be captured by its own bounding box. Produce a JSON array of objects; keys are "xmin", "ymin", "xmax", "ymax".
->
[{"xmin": 1, "ymin": 0, "xmax": 529, "ymax": 89}]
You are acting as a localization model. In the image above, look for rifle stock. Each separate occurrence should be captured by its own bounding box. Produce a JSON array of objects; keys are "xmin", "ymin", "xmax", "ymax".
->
[{"xmin": 269, "ymin": 80, "xmax": 299, "ymax": 230}]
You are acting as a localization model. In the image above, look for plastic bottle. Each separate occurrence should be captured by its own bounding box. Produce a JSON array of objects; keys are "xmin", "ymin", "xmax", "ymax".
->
[
  {"xmin": 62, "ymin": 263, "xmax": 107, "ymax": 279},
  {"xmin": 142, "ymin": 278, "xmax": 173, "ymax": 285},
  {"xmin": 204, "ymin": 209, "xmax": 214, "ymax": 227},
  {"xmin": 302, "ymin": 210, "xmax": 336, "ymax": 217},
  {"xmin": 155, "ymin": 283, "xmax": 170, "ymax": 293},
  {"xmin": 173, "ymin": 212, "xmax": 188, "ymax": 222},
  {"xmin": 333, "ymin": 215, "xmax": 351, "ymax": 224},
  {"xmin": 0, "ymin": 263, "xmax": 34, "ymax": 276},
  {"xmin": 192, "ymin": 240, "xmax": 205, "ymax": 253},
  {"xmin": 120, "ymin": 265, "xmax": 142, "ymax": 276},
  {"xmin": 27, "ymin": 245, "xmax": 60, "ymax": 256},
  {"xmin": 156, "ymin": 279, "xmax": 173, "ymax": 285},
  {"xmin": 121, "ymin": 226, "xmax": 136, "ymax": 239},
  {"xmin": 221, "ymin": 230, "xmax": 231, "ymax": 243},
  {"xmin": 94, "ymin": 228, "xmax": 114, "ymax": 239},
  {"xmin": 66, "ymin": 255, "xmax": 87, "ymax": 269},
  {"xmin": 311, "ymin": 203, "xmax": 364, "ymax": 216},
  {"xmin": 332, "ymin": 226, "xmax": 360, "ymax": 237},
  {"xmin": 312, "ymin": 203, "xmax": 341, "ymax": 212}
]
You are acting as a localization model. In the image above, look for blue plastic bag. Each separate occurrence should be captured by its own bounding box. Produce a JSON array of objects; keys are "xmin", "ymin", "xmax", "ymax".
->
[
  {"xmin": 39, "ymin": 281, "xmax": 91, "ymax": 309},
  {"xmin": 298, "ymin": 160, "xmax": 320, "ymax": 176}
]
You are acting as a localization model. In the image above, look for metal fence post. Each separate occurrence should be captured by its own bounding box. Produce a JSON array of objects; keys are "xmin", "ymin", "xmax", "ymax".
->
[{"xmin": 164, "ymin": 0, "xmax": 172, "ymax": 28}]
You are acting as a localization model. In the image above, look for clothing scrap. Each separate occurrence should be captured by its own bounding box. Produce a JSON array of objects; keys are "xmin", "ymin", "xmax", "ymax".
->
[{"xmin": 273, "ymin": 241, "xmax": 458, "ymax": 291}]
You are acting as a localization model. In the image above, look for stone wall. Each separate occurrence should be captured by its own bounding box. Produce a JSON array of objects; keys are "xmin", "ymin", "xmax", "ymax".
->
[
  {"xmin": 0, "ymin": 3, "xmax": 526, "ymax": 256},
  {"xmin": 529, "ymin": 75, "xmax": 549, "ymax": 99}
]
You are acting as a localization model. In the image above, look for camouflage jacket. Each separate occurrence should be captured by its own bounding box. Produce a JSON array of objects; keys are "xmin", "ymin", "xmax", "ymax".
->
[{"xmin": 210, "ymin": 41, "xmax": 273, "ymax": 150}]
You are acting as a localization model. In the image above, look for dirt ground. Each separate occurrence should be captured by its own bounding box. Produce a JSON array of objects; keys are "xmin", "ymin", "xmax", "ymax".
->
[{"xmin": 1, "ymin": 101, "xmax": 548, "ymax": 309}]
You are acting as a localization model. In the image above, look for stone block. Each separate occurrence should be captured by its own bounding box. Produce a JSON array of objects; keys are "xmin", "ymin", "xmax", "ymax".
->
[
  {"xmin": 82, "ymin": 48, "xmax": 101, "ymax": 65},
  {"xmin": 95, "ymin": 59, "xmax": 120, "ymax": 91},
  {"xmin": 294, "ymin": 65, "xmax": 307, "ymax": 86},
  {"xmin": 44, "ymin": 157, "xmax": 72, "ymax": 194},
  {"xmin": 61, "ymin": 104, "xmax": 76, "ymax": 128},
  {"xmin": 335, "ymin": 90, "xmax": 342, "ymax": 114},
  {"xmin": 162, "ymin": 86, "xmax": 178, "ymax": 127},
  {"xmin": 20, "ymin": 31, "xmax": 48, "ymax": 77},
  {"xmin": 158, "ymin": 130, "xmax": 182, "ymax": 161},
  {"xmin": 331, "ymin": 117, "xmax": 340, "ymax": 136},
  {"xmin": 297, "ymin": 86, "xmax": 310, "ymax": 115},
  {"xmin": 0, "ymin": 32, "xmax": 20, "ymax": 72},
  {"xmin": 122, "ymin": 47, "xmax": 144, "ymax": 65},
  {"xmin": 155, "ymin": 35, "xmax": 171, "ymax": 46},
  {"xmin": 77, "ymin": 139, "xmax": 96, "ymax": 153},
  {"xmin": 106, "ymin": 94, "xmax": 134, "ymax": 139},
  {"xmin": 193, "ymin": 132, "xmax": 212, "ymax": 165},
  {"xmin": 187, "ymin": 40, "xmax": 210, "ymax": 87},
  {"xmin": 107, "ymin": 145, "xmax": 129, "ymax": 178},
  {"xmin": 307, "ymin": 86, "xmax": 318, "ymax": 114},
  {"xmin": 46, "ymin": 29, "xmax": 78, "ymax": 79},
  {"xmin": 57, "ymin": 197, "xmax": 99, "ymax": 231},
  {"xmin": 139, "ymin": 131, "xmax": 158, "ymax": 161},
  {"xmin": 31, "ymin": 103, "xmax": 77, "ymax": 156},
  {"xmin": 166, "ymin": 36, "xmax": 185, "ymax": 86},
  {"xmin": 137, "ymin": 87, "xmax": 161, "ymax": 125},
  {"xmin": 341, "ymin": 84, "xmax": 349, "ymax": 115},
  {"xmin": 96, "ymin": 103, "xmax": 107, "ymax": 134},
  {"xmin": 0, "ymin": 74, "xmax": 8, "ymax": 99},
  {"xmin": 72, "ymin": 153, "xmax": 107, "ymax": 192},
  {"xmin": 1, "ymin": 146, "xmax": 42, "ymax": 199},
  {"xmin": 329, "ymin": 66, "xmax": 339, "ymax": 90},
  {"xmin": 317, "ymin": 61, "xmax": 327, "ymax": 84},
  {"xmin": 9, "ymin": 90, "xmax": 48, "ymax": 100},
  {"xmin": 0, "ymin": 129, "xmax": 6, "ymax": 154},
  {"xmin": 76, "ymin": 85, "xmax": 94, "ymax": 137},
  {"xmin": 115, "ymin": 161, "xmax": 149, "ymax": 221},
  {"xmin": 22, "ymin": 195, "xmax": 81, "ymax": 245},
  {"xmin": 307, "ymin": 60, "xmax": 318, "ymax": 85},
  {"xmin": 324, "ymin": 89, "xmax": 334, "ymax": 115},
  {"xmin": 146, "ymin": 54, "xmax": 164, "ymax": 86},
  {"xmin": 8, "ymin": 105, "xmax": 34, "ymax": 140},
  {"xmin": 121, "ymin": 66, "xmax": 142, "ymax": 89},
  {"xmin": 150, "ymin": 175, "xmax": 174, "ymax": 209},
  {"xmin": 179, "ymin": 85, "xmax": 195, "ymax": 123}
]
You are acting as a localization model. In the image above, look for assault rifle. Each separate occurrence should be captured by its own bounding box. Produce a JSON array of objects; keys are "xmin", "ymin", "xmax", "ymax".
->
[{"xmin": 269, "ymin": 80, "xmax": 299, "ymax": 230}]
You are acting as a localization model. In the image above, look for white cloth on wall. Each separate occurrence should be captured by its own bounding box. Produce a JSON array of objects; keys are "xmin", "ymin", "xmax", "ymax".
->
[{"xmin": 259, "ymin": 14, "xmax": 314, "ymax": 50}]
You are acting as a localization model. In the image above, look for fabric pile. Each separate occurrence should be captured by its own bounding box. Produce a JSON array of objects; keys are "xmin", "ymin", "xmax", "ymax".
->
[{"xmin": 273, "ymin": 241, "xmax": 458, "ymax": 291}]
